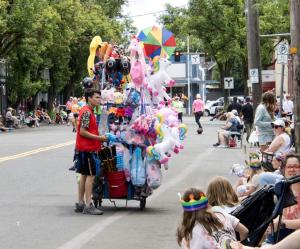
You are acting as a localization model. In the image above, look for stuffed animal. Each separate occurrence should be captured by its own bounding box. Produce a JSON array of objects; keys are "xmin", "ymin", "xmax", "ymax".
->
[
  {"xmin": 113, "ymin": 91, "xmax": 124, "ymax": 105},
  {"xmin": 147, "ymin": 123, "xmax": 179, "ymax": 165},
  {"xmin": 147, "ymin": 58, "xmax": 175, "ymax": 102},
  {"xmin": 128, "ymin": 37, "xmax": 148, "ymax": 89}
]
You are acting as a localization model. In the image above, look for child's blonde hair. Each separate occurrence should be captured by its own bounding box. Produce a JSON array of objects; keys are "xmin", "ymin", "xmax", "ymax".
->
[
  {"xmin": 176, "ymin": 188, "xmax": 223, "ymax": 246},
  {"xmin": 206, "ymin": 176, "xmax": 239, "ymax": 207}
]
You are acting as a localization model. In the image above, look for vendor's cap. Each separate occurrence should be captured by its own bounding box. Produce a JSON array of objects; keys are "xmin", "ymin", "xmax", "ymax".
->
[{"xmin": 271, "ymin": 119, "xmax": 285, "ymax": 127}]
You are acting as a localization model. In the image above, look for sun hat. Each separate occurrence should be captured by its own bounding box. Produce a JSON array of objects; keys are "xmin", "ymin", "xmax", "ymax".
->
[{"xmin": 196, "ymin": 94, "xmax": 201, "ymax": 99}]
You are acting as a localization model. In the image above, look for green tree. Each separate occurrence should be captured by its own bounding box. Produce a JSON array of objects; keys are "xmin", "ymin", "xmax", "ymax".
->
[
  {"xmin": 5, "ymin": 0, "xmax": 59, "ymax": 106},
  {"xmin": 159, "ymin": 0, "xmax": 290, "ymax": 99}
]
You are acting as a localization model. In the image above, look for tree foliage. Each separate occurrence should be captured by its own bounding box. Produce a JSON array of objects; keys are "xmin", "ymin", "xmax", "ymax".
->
[
  {"xmin": 0, "ymin": 0, "xmax": 128, "ymax": 109},
  {"xmin": 159, "ymin": 0, "xmax": 290, "ymax": 95}
]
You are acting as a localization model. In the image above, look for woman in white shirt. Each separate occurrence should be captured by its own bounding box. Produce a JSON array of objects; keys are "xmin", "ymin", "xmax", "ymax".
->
[{"xmin": 265, "ymin": 119, "xmax": 290, "ymax": 155}]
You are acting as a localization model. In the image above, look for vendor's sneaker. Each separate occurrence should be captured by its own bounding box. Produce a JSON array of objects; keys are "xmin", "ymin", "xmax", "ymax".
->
[
  {"xmin": 213, "ymin": 143, "xmax": 220, "ymax": 147},
  {"xmin": 217, "ymin": 144, "xmax": 228, "ymax": 148},
  {"xmin": 83, "ymin": 204, "xmax": 103, "ymax": 215},
  {"xmin": 74, "ymin": 202, "xmax": 85, "ymax": 213}
]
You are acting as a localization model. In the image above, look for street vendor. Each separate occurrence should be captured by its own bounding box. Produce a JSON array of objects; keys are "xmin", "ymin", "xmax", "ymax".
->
[{"xmin": 74, "ymin": 88, "xmax": 109, "ymax": 215}]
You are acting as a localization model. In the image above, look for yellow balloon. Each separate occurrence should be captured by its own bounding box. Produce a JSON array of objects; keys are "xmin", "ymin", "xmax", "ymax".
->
[{"xmin": 87, "ymin": 36, "xmax": 102, "ymax": 77}]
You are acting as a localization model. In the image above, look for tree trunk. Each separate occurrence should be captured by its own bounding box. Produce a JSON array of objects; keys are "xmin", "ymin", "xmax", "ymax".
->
[
  {"xmin": 47, "ymin": 68, "xmax": 56, "ymax": 113},
  {"xmin": 290, "ymin": 0, "xmax": 300, "ymax": 153}
]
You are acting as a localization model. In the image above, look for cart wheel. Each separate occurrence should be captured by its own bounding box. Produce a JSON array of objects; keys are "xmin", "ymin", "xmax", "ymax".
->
[{"xmin": 140, "ymin": 198, "xmax": 146, "ymax": 211}]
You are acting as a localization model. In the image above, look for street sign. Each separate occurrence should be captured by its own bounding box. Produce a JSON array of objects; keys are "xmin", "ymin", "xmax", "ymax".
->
[
  {"xmin": 277, "ymin": 42, "xmax": 289, "ymax": 64},
  {"xmin": 249, "ymin": 68, "xmax": 259, "ymax": 83},
  {"xmin": 224, "ymin": 77, "xmax": 234, "ymax": 89},
  {"xmin": 191, "ymin": 54, "xmax": 200, "ymax": 64}
]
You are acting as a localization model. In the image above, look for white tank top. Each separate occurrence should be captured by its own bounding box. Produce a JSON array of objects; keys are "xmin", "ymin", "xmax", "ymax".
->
[{"xmin": 275, "ymin": 133, "xmax": 291, "ymax": 154}]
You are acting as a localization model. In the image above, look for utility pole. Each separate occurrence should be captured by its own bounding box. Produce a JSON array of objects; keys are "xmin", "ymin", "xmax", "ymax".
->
[
  {"xmin": 290, "ymin": 0, "xmax": 300, "ymax": 153},
  {"xmin": 245, "ymin": 0, "xmax": 262, "ymax": 110},
  {"xmin": 187, "ymin": 35, "xmax": 191, "ymax": 115}
]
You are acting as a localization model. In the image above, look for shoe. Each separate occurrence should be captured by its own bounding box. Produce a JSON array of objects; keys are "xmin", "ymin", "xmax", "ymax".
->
[
  {"xmin": 82, "ymin": 204, "xmax": 103, "ymax": 215},
  {"xmin": 74, "ymin": 202, "xmax": 85, "ymax": 213},
  {"xmin": 213, "ymin": 143, "xmax": 220, "ymax": 147},
  {"xmin": 72, "ymin": 128, "xmax": 76, "ymax": 133},
  {"xmin": 217, "ymin": 144, "xmax": 228, "ymax": 148},
  {"xmin": 210, "ymin": 118, "xmax": 214, "ymax": 121}
]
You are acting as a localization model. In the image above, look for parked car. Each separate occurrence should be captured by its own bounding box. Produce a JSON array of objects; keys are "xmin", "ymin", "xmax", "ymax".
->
[{"xmin": 204, "ymin": 100, "xmax": 224, "ymax": 116}]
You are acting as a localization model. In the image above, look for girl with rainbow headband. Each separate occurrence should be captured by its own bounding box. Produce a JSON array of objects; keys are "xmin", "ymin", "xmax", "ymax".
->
[{"xmin": 177, "ymin": 188, "xmax": 248, "ymax": 249}]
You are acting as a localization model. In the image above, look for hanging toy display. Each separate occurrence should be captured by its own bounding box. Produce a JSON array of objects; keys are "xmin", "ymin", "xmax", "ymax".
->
[{"xmin": 79, "ymin": 28, "xmax": 187, "ymax": 210}]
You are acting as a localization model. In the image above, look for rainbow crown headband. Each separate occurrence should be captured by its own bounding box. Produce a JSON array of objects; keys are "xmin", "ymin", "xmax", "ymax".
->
[{"xmin": 179, "ymin": 193, "xmax": 208, "ymax": 212}]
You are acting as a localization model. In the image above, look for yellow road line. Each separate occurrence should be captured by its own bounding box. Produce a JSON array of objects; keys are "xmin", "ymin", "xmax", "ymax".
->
[{"xmin": 0, "ymin": 141, "xmax": 75, "ymax": 163}]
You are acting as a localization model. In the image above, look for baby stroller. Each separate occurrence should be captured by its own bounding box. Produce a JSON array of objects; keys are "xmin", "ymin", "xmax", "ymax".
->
[{"xmin": 231, "ymin": 174, "xmax": 300, "ymax": 246}]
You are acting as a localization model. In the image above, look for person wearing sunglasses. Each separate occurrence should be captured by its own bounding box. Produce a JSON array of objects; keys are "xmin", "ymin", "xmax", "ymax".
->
[{"xmin": 264, "ymin": 119, "xmax": 291, "ymax": 155}]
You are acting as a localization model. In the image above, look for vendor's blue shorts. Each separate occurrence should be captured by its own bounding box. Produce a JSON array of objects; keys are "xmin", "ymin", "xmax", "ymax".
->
[
  {"xmin": 258, "ymin": 134, "xmax": 274, "ymax": 146},
  {"xmin": 75, "ymin": 152, "xmax": 101, "ymax": 176}
]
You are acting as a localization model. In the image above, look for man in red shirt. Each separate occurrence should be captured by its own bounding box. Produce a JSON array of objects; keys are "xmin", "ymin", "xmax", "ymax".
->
[{"xmin": 74, "ymin": 89, "xmax": 108, "ymax": 215}]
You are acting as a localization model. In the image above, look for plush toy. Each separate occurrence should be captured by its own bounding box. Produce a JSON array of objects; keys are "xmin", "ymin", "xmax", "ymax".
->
[
  {"xmin": 178, "ymin": 123, "xmax": 188, "ymax": 140},
  {"xmin": 147, "ymin": 123, "xmax": 179, "ymax": 165},
  {"xmin": 156, "ymin": 107, "xmax": 177, "ymax": 125},
  {"xmin": 101, "ymin": 87, "xmax": 115, "ymax": 104},
  {"xmin": 146, "ymin": 157, "xmax": 162, "ymax": 189},
  {"xmin": 147, "ymin": 58, "xmax": 175, "ymax": 102},
  {"xmin": 128, "ymin": 37, "xmax": 148, "ymax": 89}
]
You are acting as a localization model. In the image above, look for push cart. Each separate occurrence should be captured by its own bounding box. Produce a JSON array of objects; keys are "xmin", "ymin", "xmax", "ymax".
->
[{"xmin": 92, "ymin": 145, "xmax": 151, "ymax": 211}]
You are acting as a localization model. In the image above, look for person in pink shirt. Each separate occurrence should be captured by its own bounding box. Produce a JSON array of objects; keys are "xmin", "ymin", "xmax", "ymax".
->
[{"xmin": 192, "ymin": 94, "xmax": 205, "ymax": 133}]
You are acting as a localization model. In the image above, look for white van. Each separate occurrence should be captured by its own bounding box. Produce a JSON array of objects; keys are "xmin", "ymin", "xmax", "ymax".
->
[{"xmin": 204, "ymin": 100, "xmax": 224, "ymax": 116}]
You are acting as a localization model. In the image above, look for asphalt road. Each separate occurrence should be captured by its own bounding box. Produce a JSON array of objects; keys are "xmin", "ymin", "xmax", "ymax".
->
[{"xmin": 0, "ymin": 117, "xmax": 246, "ymax": 249}]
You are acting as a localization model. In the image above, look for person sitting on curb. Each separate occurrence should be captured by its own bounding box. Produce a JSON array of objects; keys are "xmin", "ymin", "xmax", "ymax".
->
[
  {"xmin": 213, "ymin": 112, "xmax": 239, "ymax": 148},
  {"xmin": 5, "ymin": 107, "xmax": 20, "ymax": 128}
]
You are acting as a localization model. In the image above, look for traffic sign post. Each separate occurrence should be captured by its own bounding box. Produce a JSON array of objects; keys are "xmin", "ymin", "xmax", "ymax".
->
[
  {"xmin": 277, "ymin": 42, "xmax": 289, "ymax": 64},
  {"xmin": 191, "ymin": 54, "xmax": 200, "ymax": 64},
  {"xmin": 224, "ymin": 77, "xmax": 234, "ymax": 97},
  {"xmin": 277, "ymin": 42, "xmax": 289, "ymax": 117},
  {"xmin": 224, "ymin": 77, "xmax": 234, "ymax": 89},
  {"xmin": 249, "ymin": 68, "xmax": 259, "ymax": 83}
]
